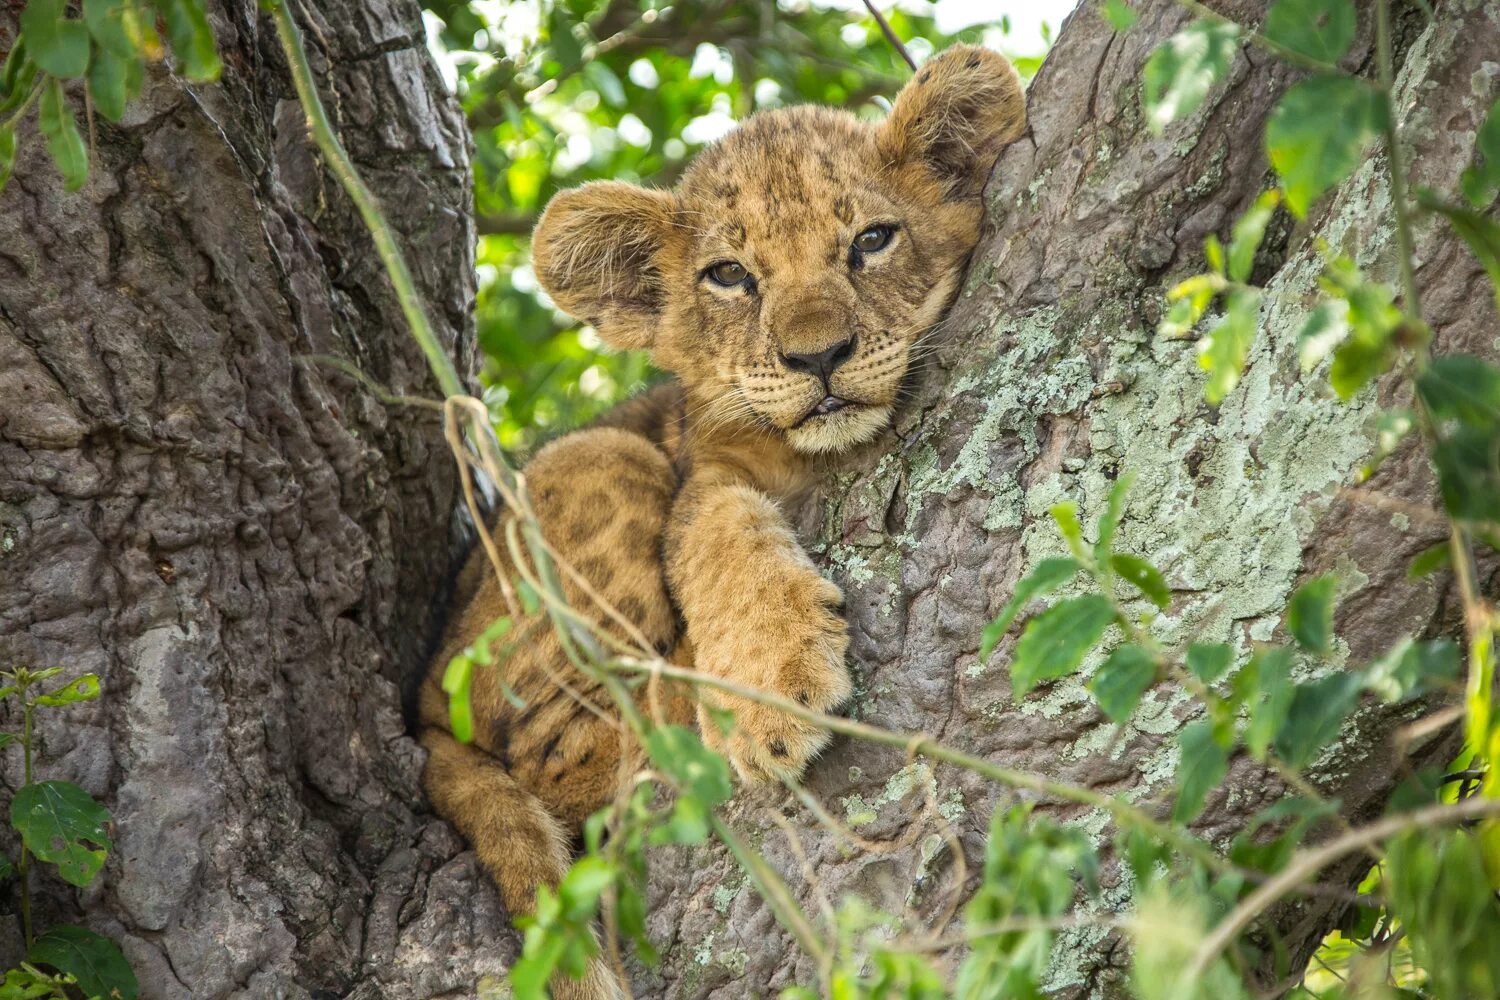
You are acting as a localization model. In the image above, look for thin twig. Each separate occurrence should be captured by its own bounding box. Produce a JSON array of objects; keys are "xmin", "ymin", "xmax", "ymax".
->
[
  {"xmin": 1184, "ymin": 795, "xmax": 1500, "ymax": 980},
  {"xmin": 860, "ymin": 0, "xmax": 917, "ymax": 72},
  {"xmin": 299, "ymin": 354, "xmax": 445, "ymax": 412}
]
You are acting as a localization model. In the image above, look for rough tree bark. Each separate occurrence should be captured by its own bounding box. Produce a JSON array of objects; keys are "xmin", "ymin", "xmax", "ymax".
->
[
  {"xmin": 1, "ymin": 1, "xmax": 1496, "ymax": 1000},
  {"xmin": 635, "ymin": 2, "xmax": 1500, "ymax": 999},
  {"xmin": 0, "ymin": 0, "xmax": 513, "ymax": 996}
]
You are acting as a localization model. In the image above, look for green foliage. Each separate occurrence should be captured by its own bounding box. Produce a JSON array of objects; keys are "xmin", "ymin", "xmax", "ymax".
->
[
  {"xmin": 1, "ymin": 667, "xmax": 137, "ymax": 1000},
  {"xmin": 11, "ymin": 781, "xmax": 113, "ymax": 887},
  {"xmin": 1266, "ymin": 75, "xmax": 1386, "ymax": 218},
  {"xmin": 2, "ymin": 0, "xmax": 220, "ymax": 195},
  {"xmin": 954, "ymin": 806, "xmax": 1098, "ymax": 999},
  {"xmin": 1196, "ymin": 287, "xmax": 1260, "ymax": 404},
  {"xmin": 978, "ymin": 557, "xmax": 1080, "ymax": 660},
  {"xmin": 1172, "ymin": 721, "xmax": 1230, "ymax": 823},
  {"xmin": 1010, "ymin": 594, "xmax": 1117, "ymax": 699},
  {"xmin": 1461, "ymin": 96, "xmax": 1500, "ymax": 207},
  {"xmin": 442, "ymin": 616, "xmax": 514, "ymax": 742},
  {"xmin": 27, "ymin": 926, "xmax": 139, "ymax": 1000},
  {"xmin": 1387, "ymin": 828, "xmax": 1500, "ymax": 999},
  {"xmin": 1286, "ymin": 574, "xmax": 1337, "ymax": 654},
  {"xmin": 1098, "ymin": 0, "xmax": 1138, "ymax": 33},
  {"xmin": 1416, "ymin": 355, "xmax": 1500, "ymax": 526},
  {"xmin": 1261, "ymin": 0, "xmax": 1355, "ymax": 67},
  {"xmin": 1141, "ymin": 19, "xmax": 1239, "ymax": 133},
  {"xmin": 1088, "ymin": 643, "xmax": 1157, "ymax": 722}
]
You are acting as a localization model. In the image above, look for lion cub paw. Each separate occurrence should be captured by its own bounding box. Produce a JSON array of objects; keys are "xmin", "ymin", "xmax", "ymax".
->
[{"xmin": 695, "ymin": 572, "xmax": 852, "ymax": 783}]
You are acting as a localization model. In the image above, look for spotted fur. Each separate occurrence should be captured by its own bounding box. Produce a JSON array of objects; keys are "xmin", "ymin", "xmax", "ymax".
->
[{"xmin": 419, "ymin": 45, "xmax": 1025, "ymax": 999}]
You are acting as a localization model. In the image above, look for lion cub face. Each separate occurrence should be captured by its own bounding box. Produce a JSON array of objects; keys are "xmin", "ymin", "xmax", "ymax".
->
[{"xmin": 534, "ymin": 46, "xmax": 1026, "ymax": 453}]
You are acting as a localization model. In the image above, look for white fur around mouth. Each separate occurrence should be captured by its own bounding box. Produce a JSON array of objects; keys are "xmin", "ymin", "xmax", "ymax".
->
[{"xmin": 786, "ymin": 402, "xmax": 893, "ymax": 453}]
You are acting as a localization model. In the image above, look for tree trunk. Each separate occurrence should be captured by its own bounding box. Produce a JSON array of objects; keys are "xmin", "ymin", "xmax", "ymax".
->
[
  {"xmin": 0, "ymin": 1, "xmax": 510, "ymax": 996},
  {"xmin": 635, "ymin": 2, "xmax": 1499, "ymax": 998}
]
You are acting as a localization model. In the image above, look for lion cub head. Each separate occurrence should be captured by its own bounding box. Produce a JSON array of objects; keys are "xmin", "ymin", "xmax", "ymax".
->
[{"xmin": 533, "ymin": 46, "xmax": 1025, "ymax": 453}]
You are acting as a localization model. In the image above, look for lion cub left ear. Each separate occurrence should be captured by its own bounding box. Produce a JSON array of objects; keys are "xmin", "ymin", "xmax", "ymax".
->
[
  {"xmin": 877, "ymin": 45, "xmax": 1026, "ymax": 199},
  {"xmin": 532, "ymin": 181, "xmax": 682, "ymax": 351}
]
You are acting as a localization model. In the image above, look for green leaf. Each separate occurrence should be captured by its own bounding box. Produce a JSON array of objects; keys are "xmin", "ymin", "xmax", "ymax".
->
[
  {"xmin": 10, "ymin": 780, "xmax": 113, "ymax": 887},
  {"xmin": 0, "ymin": 126, "xmax": 15, "ymax": 196},
  {"xmin": 1203, "ymin": 233, "xmax": 1226, "ymax": 276},
  {"xmin": 1266, "ymin": 75, "xmax": 1386, "ymax": 218},
  {"xmin": 1099, "ymin": 0, "xmax": 1138, "ymax": 31},
  {"xmin": 1142, "ymin": 19, "xmax": 1240, "ymax": 133},
  {"xmin": 557, "ymin": 856, "xmax": 614, "ymax": 921},
  {"xmin": 1461, "ymin": 96, "xmax": 1500, "ymax": 208},
  {"xmin": 1237, "ymin": 646, "xmax": 1294, "ymax": 759},
  {"xmin": 87, "ymin": 47, "xmax": 137, "ymax": 123},
  {"xmin": 1010, "ymin": 594, "xmax": 1117, "ymax": 699},
  {"xmin": 1295, "ymin": 300, "xmax": 1350, "ymax": 372},
  {"xmin": 644, "ymin": 725, "xmax": 732, "ymax": 809},
  {"xmin": 28, "ymin": 924, "xmax": 139, "ymax": 1000},
  {"xmin": 440, "ymin": 652, "xmax": 475, "ymax": 743},
  {"xmin": 1159, "ymin": 273, "xmax": 1223, "ymax": 339},
  {"xmin": 1360, "ymin": 408, "xmax": 1415, "ymax": 480},
  {"xmin": 1197, "ymin": 287, "xmax": 1260, "ymax": 404},
  {"xmin": 21, "ymin": 0, "xmax": 91, "ymax": 79},
  {"xmin": 1048, "ymin": 502, "xmax": 1087, "ymax": 559},
  {"xmin": 0, "ymin": 849, "xmax": 12, "ymax": 881},
  {"xmin": 1274, "ymin": 671, "xmax": 1363, "ymax": 768},
  {"xmin": 1362, "ymin": 637, "xmax": 1459, "ymax": 702},
  {"xmin": 151, "ymin": 0, "xmax": 221, "ymax": 82},
  {"xmin": 979, "ymin": 557, "xmax": 1082, "ymax": 660},
  {"xmin": 1316, "ymin": 255, "xmax": 1404, "ymax": 399},
  {"xmin": 1406, "ymin": 541, "xmax": 1450, "ymax": 579},
  {"xmin": 1172, "ymin": 720, "xmax": 1229, "ymax": 823},
  {"xmin": 35, "ymin": 673, "xmax": 101, "ymax": 707},
  {"xmin": 38, "ymin": 78, "xmax": 88, "ymax": 192},
  {"xmin": 1227, "ymin": 190, "xmax": 1280, "ymax": 283},
  {"xmin": 1416, "ymin": 193, "xmax": 1500, "ymax": 310},
  {"xmin": 1416, "ymin": 355, "xmax": 1500, "ymax": 522},
  {"xmin": 83, "ymin": 0, "xmax": 140, "ymax": 57},
  {"xmin": 1095, "ymin": 471, "xmax": 1134, "ymax": 559},
  {"xmin": 1262, "ymin": 0, "xmax": 1356, "ymax": 66},
  {"xmin": 1088, "ymin": 644, "xmax": 1157, "ymax": 721},
  {"xmin": 1187, "ymin": 642, "xmax": 1234, "ymax": 684},
  {"xmin": 1286, "ymin": 574, "xmax": 1337, "ymax": 654},
  {"xmin": 1109, "ymin": 553, "xmax": 1170, "ymax": 609}
]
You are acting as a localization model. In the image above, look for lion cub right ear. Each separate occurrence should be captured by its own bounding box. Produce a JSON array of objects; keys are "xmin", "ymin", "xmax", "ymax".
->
[
  {"xmin": 532, "ymin": 181, "xmax": 681, "ymax": 351},
  {"xmin": 878, "ymin": 44, "xmax": 1027, "ymax": 200}
]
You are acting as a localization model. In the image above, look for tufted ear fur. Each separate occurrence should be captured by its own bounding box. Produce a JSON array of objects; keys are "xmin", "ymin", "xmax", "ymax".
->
[
  {"xmin": 877, "ymin": 45, "xmax": 1027, "ymax": 199},
  {"xmin": 532, "ymin": 181, "xmax": 681, "ymax": 351}
]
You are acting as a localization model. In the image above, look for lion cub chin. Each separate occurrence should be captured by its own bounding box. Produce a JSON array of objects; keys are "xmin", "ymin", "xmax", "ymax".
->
[{"xmin": 419, "ymin": 44, "xmax": 1026, "ymax": 998}]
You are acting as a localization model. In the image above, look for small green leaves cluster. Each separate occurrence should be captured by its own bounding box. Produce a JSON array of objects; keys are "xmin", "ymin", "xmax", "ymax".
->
[
  {"xmin": 1, "ymin": 0, "xmax": 220, "ymax": 194},
  {"xmin": 1, "ymin": 667, "xmax": 138, "ymax": 1000},
  {"xmin": 508, "ymin": 723, "xmax": 734, "ymax": 997},
  {"xmin": 981, "ymin": 480, "xmax": 1460, "ymax": 826}
]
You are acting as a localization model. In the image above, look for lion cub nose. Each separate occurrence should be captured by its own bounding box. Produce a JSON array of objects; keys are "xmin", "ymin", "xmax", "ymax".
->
[{"xmin": 779, "ymin": 335, "xmax": 856, "ymax": 382}]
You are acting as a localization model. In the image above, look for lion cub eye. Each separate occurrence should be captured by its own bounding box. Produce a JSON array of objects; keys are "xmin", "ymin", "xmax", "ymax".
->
[
  {"xmin": 706, "ymin": 261, "xmax": 749, "ymax": 287},
  {"xmin": 852, "ymin": 225, "xmax": 894, "ymax": 254}
]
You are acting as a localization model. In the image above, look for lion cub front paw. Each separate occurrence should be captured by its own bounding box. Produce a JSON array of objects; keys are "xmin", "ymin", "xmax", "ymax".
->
[{"xmin": 695, "ymin": 571, "xmax": 852, "ymax": 783}]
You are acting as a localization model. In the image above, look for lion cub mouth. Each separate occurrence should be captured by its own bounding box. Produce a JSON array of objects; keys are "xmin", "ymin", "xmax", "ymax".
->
[{"xmin": 794, "ymin": 395, "xmax": 855, "ymax": 426}]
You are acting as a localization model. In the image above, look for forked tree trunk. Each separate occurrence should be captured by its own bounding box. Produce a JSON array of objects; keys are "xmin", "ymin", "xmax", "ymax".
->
[
  {"xmin": 637, "ymin": 2, "xmax": 1498, "ymax": 998},
  {"xmin": 1, "ymin": 1, "xmax": 1497, "ymax": 999}
]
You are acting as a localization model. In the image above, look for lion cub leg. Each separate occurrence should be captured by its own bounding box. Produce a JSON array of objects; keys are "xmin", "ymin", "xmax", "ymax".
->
[
  {"xmin": 421, "ymin": 427, "xmax": 683, "ymax": 1000},
  {"xmin": 667, "ymin": 478, "xmax": 851, "ymax": 782}
]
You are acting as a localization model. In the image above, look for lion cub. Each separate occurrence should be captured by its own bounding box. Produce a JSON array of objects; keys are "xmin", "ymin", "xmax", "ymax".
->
[{"xmin": 419, "ymin": 45, "xmax": 1025, "ymax": 998}]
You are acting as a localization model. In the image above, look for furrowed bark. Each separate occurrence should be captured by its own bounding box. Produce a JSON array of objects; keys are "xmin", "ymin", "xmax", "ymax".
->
[
  {"xmin": 635, "ymin": 1, "xmax": 1498, "ymax": 997},
  {"xmin": 0, "ymin": 1, "xmax": 507, "ymax": 996}
]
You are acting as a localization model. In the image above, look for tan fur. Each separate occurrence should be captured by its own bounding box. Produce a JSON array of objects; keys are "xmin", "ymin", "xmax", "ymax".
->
[{"xmin": 419, "ymin": 45, "xmax": 1025, "ymax": 997}]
